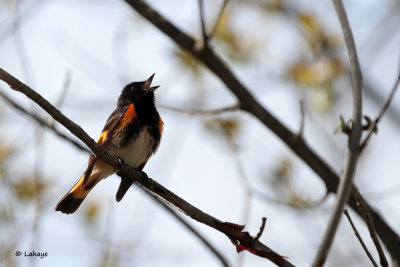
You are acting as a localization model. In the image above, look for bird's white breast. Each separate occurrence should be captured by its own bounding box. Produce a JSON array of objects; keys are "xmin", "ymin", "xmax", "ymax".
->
[{"xmin": 108, "ymin": 127, "xmax": 155, "ymax": 169}]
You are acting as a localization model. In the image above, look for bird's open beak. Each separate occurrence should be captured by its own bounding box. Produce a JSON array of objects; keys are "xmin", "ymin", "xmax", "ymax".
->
[{"xmin": 143, "ymin": 73, "xmax": 160, "ymax": 92}]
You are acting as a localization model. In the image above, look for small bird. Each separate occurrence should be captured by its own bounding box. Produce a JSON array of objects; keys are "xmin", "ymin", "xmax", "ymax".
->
[{"xmin": 55, "ymin": 74, "xmax": 163, "ymax": 214}]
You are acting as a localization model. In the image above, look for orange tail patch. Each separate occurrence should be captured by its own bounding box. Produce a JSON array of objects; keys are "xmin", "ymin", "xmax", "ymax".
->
[{"xmin": 55, "ymin": 174, "xmax": 99, "ymax": 214}]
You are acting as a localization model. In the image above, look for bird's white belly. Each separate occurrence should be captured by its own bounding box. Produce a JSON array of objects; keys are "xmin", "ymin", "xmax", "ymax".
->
[{"xmin": 109, "ymin": 128, "xmax": 155, "ymax": 169}]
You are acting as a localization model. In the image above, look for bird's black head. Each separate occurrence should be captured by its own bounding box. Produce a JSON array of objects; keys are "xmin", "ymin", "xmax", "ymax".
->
[{"xmin": 118, "ymin": 74, "xmax": 159, "ymax": 107}]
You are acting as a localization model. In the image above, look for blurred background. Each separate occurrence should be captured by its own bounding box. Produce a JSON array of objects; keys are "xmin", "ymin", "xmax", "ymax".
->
[{"xmin": 1, "ymin": 0, "xmax": 400, "ymax": 266}]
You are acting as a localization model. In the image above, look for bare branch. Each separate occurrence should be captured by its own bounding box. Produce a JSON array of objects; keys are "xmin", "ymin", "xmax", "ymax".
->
[
  {"xmin": 360, "ymin": 71, "xmax": 400, "ymax": 151},
  {"xmin": 0, "ymin": 68, "xmax": 294, "ymax": 267},
  {"xmin": 353, "ymin": 190, "xmax": 388, "ymax": 267},
  {"xmin": 343, "ymin": 209, "xmax": 378, "ymax": 267},
  {"xmin": 313, "ymin": 0, "xmax": 364, "ymax": 265},
  {"xmin": 254, "ymin": 217, "xmax": 267, "ymax": 241},
  {"xmin": 160, "ymin": 103, "xmax": 240, "ymax": 116},
  {"xmin": 210, "ymin": 0, "xmax": 229, "ymax": 38},
  {"xmin": 0, "ymin": 88, "xmax": 89, "ymax": 153},
  {"xmin": 122, "ymin": 0, "xmax": 400, "ymax": 262}
]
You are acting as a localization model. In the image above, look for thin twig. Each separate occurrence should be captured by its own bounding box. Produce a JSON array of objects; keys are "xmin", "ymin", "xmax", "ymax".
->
[
  {"xmin": 0, "ymin": 88, "xmax": 90, "ymax": 153},
  {"xmin": 0, "ymin": 68, "xmax": 294, "ymax": 267},
  {"xmin": 343, "ymin": 209, "xmax": 378, "ymax": 267},
  {"xmin": 360, "ymin": 71, "xmax": 400, "ymax": 151},
  {"xmin": 160, "ymin": 103, "xmax": 240, "ymax": 116},
  {"xmin": 297, "ymin": 100, "xmax": 305, "ymax": 137},
  {"xmin": 198, "ymin": 0, "xmax": 209, "ymax": 47},
  {"xmin": 210, "ymin": 0, "xmax": 229, "ymax": 38},
  {"xmin": 254, "ymin": 217, "xmax": 267, "ymax": 241},
  {"xmin": 123, "ymin": 0, "xmax": 400, "ymax": 261},
  {"xmin": 313, "ymin": 0, "xmax": 364, "ymax": 266},
  {"xmin": 253, "ymin": 186, "xmax": 329, "ymax": 210},
  {"xmin": 54, "ymin": 70, "xmax": 72, "ymax": 109},
  {"xmin": 353, "ymin": 190, "xmax": 388, "ymax": 267}
]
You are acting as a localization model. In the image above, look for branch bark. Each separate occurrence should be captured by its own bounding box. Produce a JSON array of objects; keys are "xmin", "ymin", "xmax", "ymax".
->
[
  {"xmin": 313, "ymin": 0, "xmax": 364, "ymax": 265},
  {"xmin": 0, "ymin": 68, "xmax": 294, "ymax": 267},
  {"xmin": 122, "ymin": 0, "xmax": 400, "ymax": 263}
]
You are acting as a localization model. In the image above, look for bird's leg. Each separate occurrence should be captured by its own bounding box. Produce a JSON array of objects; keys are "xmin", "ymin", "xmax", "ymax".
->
[{"xmin": 114, "ymin": 157, "xmax": 125, "ymax": 174}]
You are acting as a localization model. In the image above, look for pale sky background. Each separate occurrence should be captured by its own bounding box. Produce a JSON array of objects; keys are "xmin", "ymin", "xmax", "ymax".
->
[{"xmin": 1, "ymin": 0, "xmax": 400, "ymax": 266}]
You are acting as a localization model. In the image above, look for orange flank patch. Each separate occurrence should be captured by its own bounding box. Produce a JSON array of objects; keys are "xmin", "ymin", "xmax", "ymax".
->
[
  {"xmin": 158, "ymin": 115, "xmax": 164, "ymax": 133},
  {"xmin": 116, "ymin": 104, "xmax": 137, "ymax": 131},
  {"xmin": 69, "ymin": 175, "xmax": 85, "ymax": 193},
  {"xmin": 96, "ymin": 130, "xmax": 108, "ymax": 144}
]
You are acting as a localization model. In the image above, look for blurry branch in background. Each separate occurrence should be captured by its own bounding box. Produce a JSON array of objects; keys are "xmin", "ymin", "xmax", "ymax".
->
[
  {"xmin": 197, "ymin": 0, "xmax": 230, "ymax": 47},
  {"xmin": 252, "ymin": 186, "xmax": 328, "ymax": 210},
  {"xmin": 0, "ymin": 89, "xmax": 90, "ymax": 153},
  {"xmin": 0, "ymin": 0, "xmax": 47, "ymax": 43},
  {"xmin": 363, "ymin": 79, "xmax": 400, "ymax": 126},
  {"xmin": 0, "ymin": 68, "xmax": 294, "ymax": 267},
  {"xmin": 54, "ymin": 70, "xmax": 72, "ymax": 109},
  {"xmin": 351, "ymin": 49, "xmax": 400, "ymax": 267},
  {"xmin": 171, "ymin": 105, "xmax": 329, "ymax": 211},
  {"xmin": 198, "ymin": 0, "xmax": 209, "ymax": 46},
  {"xmin": 343, "ymin": 209, "xmax": 378, "ymax": 267},
  {"xmin": 313, "ymin": 0, "xmax": 364, "ymax": 265},
  {"xmin": 210, "ymin": 0, "xmax": 229, "ymax": 39},
  {"xmin": 123, "ymin": 0, "xmax": 400, "ymax": 263},
  {"xmin": 352, "ymin": 190, "xmax": 388, "ymax": 267},
  {"xmin": 160, "ymin": 102, "xmax": 240, "ymax": 115},
  {"xmin": 144, "ymin": 189, "xmax": 230, "ymax": 267},
  {"xmin": 297, "ymin": 100, "xmax": 305, "ymax": 137},
  {"xmin": 359, "ymin": 70, "xmax": 400, "ymax": 152}
]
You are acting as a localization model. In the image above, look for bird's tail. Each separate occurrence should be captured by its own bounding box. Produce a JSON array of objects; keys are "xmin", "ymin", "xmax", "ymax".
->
[{"xmin": 55, "ymin": 173, "xmax": 99, "ymax": 214}]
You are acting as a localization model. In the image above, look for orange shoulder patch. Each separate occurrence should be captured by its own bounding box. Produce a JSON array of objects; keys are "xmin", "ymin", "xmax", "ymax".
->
[{"xmin": 118, "ymin": 104, "xmax": 137, "ymax": 130}]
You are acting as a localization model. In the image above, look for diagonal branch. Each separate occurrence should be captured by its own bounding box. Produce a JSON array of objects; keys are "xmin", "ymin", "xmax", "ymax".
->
[
  {"xmin": 0, "ymin": 86, "xmax": 230, "ymax": 267},
  {"xmin": 343, "ymin": 209, "xmax": 378, "ymax": 267},
  {"xmin": 353, "ymin": 190, "xmax": 388, "ymax": 267},
  {"xmin": 0, "ymin": 68, "xmax": 294, "ymax": 267},
  {"xmin": 160, "ymin": 102, "xmax": 240, "ymax": 115},
  {"xmin": 360, "ymin": 71, "xmax": 400, "ymax": 152},
  {"xmin": 313, "ymin": 0, "xmax": 364, "ymax": 265},
  {"xmin": 0, "ymin": 89, "xmax": 89, "ymax": 153},
  {"xmin": 122, "ymin": 0, "xmax": 400, "ymax": 263}
]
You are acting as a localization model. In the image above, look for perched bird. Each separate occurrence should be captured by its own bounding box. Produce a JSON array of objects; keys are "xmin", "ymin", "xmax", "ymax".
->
[{"xmin": 55, "ymin": 74, "xmax": 163, "ymax": 214}]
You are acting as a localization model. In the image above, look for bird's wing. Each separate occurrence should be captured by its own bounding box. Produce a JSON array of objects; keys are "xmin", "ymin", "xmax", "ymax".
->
[{"xmin": 82, "ymin": 103, "xmax": 138, "ymax": 185}]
